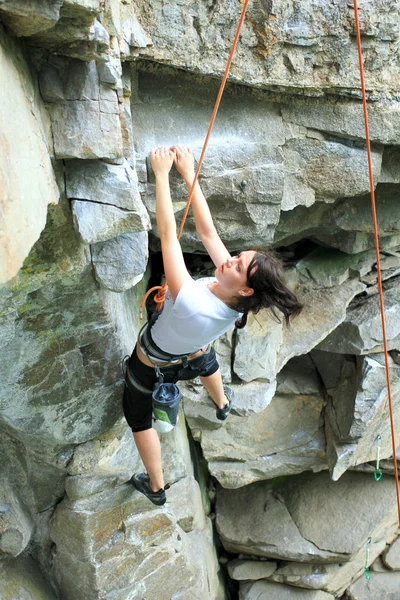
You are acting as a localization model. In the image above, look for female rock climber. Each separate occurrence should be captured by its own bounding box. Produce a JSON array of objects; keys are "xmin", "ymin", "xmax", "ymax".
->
[{"xmin": 123, "ymin": 146, "xmax": 303, "ymax": 505}]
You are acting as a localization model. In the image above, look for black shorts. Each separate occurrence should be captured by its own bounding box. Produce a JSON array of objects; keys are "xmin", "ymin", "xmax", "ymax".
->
[{"xmin": 122, "ymin": 345, "xmax": 219, "ymax": 432}]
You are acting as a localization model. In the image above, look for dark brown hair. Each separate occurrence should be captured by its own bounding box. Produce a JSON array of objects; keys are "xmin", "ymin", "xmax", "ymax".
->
[{"xmin": 234, "ymin": 248, "xmax": 303, "ymax": 329}]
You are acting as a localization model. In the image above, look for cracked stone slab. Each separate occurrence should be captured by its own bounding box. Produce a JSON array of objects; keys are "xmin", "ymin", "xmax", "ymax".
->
[
  {"xmin": 268, "ymin": 534, "xmax": 389, "ymax": 596},
  {"xmin": 66, "ymin": 159, "xmax": 142, "ymax": 210},
  {"xmin": 217, "ymin": 471, "xmax": 398, "ymax": 564},
  {"xmin": 71, "ymin": 199, "xmax": 150, "ymax": 244},
  {"xmin": 281, "ymin": 100, "xmax": 400, "ymax": 146}
]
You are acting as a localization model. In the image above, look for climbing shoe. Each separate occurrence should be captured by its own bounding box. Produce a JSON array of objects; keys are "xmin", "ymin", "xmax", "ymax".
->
[
  {"xmin": 216, "ymin": 386, "xmax": 235, "ymax": 421},
  {"xmin": 129, "ymin": 472, "xmax": 170, "ymax": 506}
]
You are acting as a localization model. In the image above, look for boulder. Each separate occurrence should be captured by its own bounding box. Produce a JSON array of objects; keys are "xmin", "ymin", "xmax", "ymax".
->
[
  {"xmin": 313, "ymin": 352, "xmax": 400, "ymax": 455},
  {"xmin": 216, "ymin": 471, "xmax": 398, "ymax": 563},
  {"xmin": 91, "ymin": 231, "xmax": 148, "ymax": 292},
  {"xmin": 46, "ymin": 61, "xmax": 123, "ymax": 159},
  {"xmin": 268, "ymin": 534, "xmax": 389, "ymax": 595},
  {"xmin": 282, "ymin": 100, "xmax": 400, "ymax": 145}
]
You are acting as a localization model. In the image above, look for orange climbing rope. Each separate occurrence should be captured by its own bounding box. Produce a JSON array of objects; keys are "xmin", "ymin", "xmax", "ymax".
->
[
  {"xmin": 353, "ymin": 0, "xmax": 400, "ymax": 526},
  {"xmin": 139, "ymin": 0, "xmax": 251, "ymax": 320}
]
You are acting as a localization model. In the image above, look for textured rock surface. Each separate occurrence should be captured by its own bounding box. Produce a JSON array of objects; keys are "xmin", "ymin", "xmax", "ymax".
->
[
  {"xmin": 91, "ymin": 231, "xmax": 148, "ymax": 292},
  {"xmin": 0, "ymin": 556, "xmax": 56, "ymax": 600},
  {"xmin": 317, "ymin": 278, "xmax": 400, "ymax": 354},
  {"xmin": 183, "ymin": 355, "xmax": 326, "ymax": 488},
  {"xmin": 65, "ymin": 159, "xmax": 141, "ymax": 211},
  {"xmin": 216, "ymin": 472, "xmax": 398, "ymax": 563},
  {"xmin": 239, "ymin": 580, "xmax": 334, "ymax": 599},
  {"xmin": 228, "ymin": 558, "xmax": 278, "ymax": 581},
  {"xmin": 347, "ymin": 571, "xmax": 400, "ymax": 599},
  {"xmin": 0, "ymin": 26, "xmax": 59, "ymax": 284},
  {"xmin": 383, "ymin": 536, "xmax": 400, "ymax": 570},
  {"xmin": 71, "ymin": 199, "xmax": 150, "ymax": 245},
  {"xmin": 1, "ymin": 1, "xmax": 400, "ymax": 599}
]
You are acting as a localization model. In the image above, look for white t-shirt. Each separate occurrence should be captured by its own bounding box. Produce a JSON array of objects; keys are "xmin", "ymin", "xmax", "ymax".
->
[{"xmin": 151, "ymin": 277, "xmax": 240, "ymax": 355}]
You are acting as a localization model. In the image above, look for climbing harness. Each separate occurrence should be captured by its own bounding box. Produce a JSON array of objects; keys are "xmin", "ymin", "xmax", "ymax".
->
[
  {"xmin": 139, "ymin": 0, "xmax": 251, "ymax": 320},
  {"xmin": 353, "ymin": 0, "xmax": 400, "ymax": 526}
]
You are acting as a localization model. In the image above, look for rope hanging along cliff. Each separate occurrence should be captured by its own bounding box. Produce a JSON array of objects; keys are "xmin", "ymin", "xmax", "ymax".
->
[
  {"xmin": 139, "ymin": 0, "xmax": 251, "ymax": 319},
  {"xmin": 353, "ymin": 0, "xmax": 400, "ymax": 526}
]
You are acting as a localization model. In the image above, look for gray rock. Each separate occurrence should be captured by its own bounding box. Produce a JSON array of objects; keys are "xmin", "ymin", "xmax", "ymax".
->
[
  {"xmin": 184, "ymin": 359, "xmax": 326, "ymax": 488},
  {"xmin": 130, "ymin": 1, "xmax": 399, "ymax": 97},
  {"xmin": 296, "ymin": 248, "xmax": 376, "ymax": 289},
  {"xmin": 50, "ymin": 98, "xmax": 123, "ymax": 159},
  {"xmin": 268, "ymin": 534, "xmax": 388, "ymax": 595},
  {"xmin": 239, "ymin": 580, "xmax": 334, "ymax": 599},
  {"xmin": 167, "ymin": 476, "xmax": 206, "ymax": 533},
  {"xmin": 277, "ymin": 279, "xmax": 366, "ymax": 372},
  {"xmin": 233, "ymin": 279, "xmax": 365, "ymax": 384},
  {"xmin": 282, "ymin": 138, "xmax": 382, "ymax": 209},
  {"xmin": 217, "ymin": 471, "xmax": 398, "ymax": 564},
  {"xmin": 317, "ymin": 278, "xmax": 400, "ymax": 354},
  {"xmin": 0, "ymin": 0, "xmax": 62, "ymax": 37},
  {"xmin": 371, "ymin": 556, "xmax": 390, "ymax": 573},
  {"xmin": 97, "ymin": 55, "xmax": 122, "ymax": 87},
  {"xmin": 132, "ymin": 69, "xmax": 285, "ymax": 250},
  {"xmin": 71, "ymin": 199, "xmax": 150, "ymax": 244},
  {"xmin": 228, "ymin": 558, "xmax": 278, "ymax": 581},
  {"xmin": 275, "ymin": 186, "xmax": 400, "ymax": 255},
  {"xmin": 380, "ymin": 148, "xmax": 400, "ymax": 184},
  {"xmin": 50, "ymin": 486, "xmax": 199, "ymax": 600},
  {"xmin": 0, "ymin": 492, "xmax": 33, "ymax": 557},
  {"xmin": 314, "ymin": 353, "xmax": 400, "ymax": 465},
  {"xmin": 383, "ymin": 536, "xmax": 400, "ymax": 570},
  {"xmin": 91, "ymin": 231, "xmax": 148, "ymax": 292},
  {"xmin": 346, "ymin": 571, "xmax": 400, "ymax": 599},
  {"xmin": 0, "ymin": 27, "xmax": 59, "ymax": 284},
  {"xmin": 282, "ymin": 100, "xmax": 400, "ymax": 145},
  {"xmin": 66, "ymin": 159, "xmax": 141, "ymax": 210},
  {"xmin": 0, "ymin": 557, "xmax": 56, "ymax": 600}
]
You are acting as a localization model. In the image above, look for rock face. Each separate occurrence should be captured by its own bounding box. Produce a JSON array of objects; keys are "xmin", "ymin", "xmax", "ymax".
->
[
  {"xmin": 0, "ymin": 25, "xmax": 59, "ymax": 283},
  {"xmin": 1, "ymin": 1, "xmax": 400, "ymax": 599}
]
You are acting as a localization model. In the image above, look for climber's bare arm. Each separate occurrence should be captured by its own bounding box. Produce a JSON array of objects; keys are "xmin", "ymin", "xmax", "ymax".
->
[
  {"xmin": 173, "ymin": 146, "xmax": 231, "ymax": 268},
  {"xmin": 151, "ymin": 147, "xmax": 191, "ymax": 301}
]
